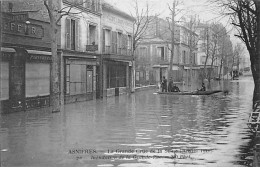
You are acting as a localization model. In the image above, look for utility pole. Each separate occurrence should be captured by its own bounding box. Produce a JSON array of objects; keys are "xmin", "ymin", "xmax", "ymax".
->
[{"xmin": 168, "ymin": 0, "xmax": 175, "ymax": 81}]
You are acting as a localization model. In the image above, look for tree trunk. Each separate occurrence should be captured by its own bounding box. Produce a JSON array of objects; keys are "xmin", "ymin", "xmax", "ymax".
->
[
  {"xmin": 252, "ymin": 1, "xmax": 260, "ymax": 111},
  {"xmin": 43, "ymin": 0, "xmax": 61, "ymax": 112},
  {"xmin": 50, "ymin": 21, "xmax": 60, "ymax": 113},
  {"xmin": 219, "ymin": 58, "xmax": 223, "ymax": 79}
]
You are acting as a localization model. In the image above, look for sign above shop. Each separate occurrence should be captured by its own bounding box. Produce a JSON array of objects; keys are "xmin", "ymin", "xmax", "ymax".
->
[
  {"xmin": 27, "ymin": 54, "xmax": 51, "ymax": 63},
  {"xmin": 2, "ymin": 13, "xmax": 44, "ymax": 39}
]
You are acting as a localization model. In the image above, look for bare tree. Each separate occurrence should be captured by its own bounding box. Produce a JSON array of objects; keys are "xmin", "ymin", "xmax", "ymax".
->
[
  {"xmin": 131, "ymin": 0, "xmax": 158, "ymax": 54},
  {"xmin": 212, "ymin": 0, "xmax": 260, "ymax": 109},
  {"xmin": 43, "ymin": 0, "xmax": 86, "ymax": 112}
]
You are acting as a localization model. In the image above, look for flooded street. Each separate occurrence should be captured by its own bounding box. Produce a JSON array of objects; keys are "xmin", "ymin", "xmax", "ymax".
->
[{"xmin": 0, "ymin": 76, "xmax": 256, "ymax": 167}]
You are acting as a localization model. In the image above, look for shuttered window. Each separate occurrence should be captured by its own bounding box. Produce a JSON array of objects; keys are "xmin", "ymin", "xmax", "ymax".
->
[
  {"xmin": 65, "ymin": 18, "xmax": 79, "ymax": 51},
  {"xmin": 0, "ymin": 61, "xmax": 9, "ymax": 100},
  {"xmin": 112, "ymin": 31, "xmax": 117, "ymax": 53}
]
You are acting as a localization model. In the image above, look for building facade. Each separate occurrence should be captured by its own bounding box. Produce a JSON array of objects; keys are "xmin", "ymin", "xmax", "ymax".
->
[
  {"xmin": 1, "ymin": 0, "xmax": 61, "ymax": 113},
  {"xmin": 101, "ymin": 2, "xmax": 135, "ymax": 97},
  {"xmin": 135, "ymin": 17, "xmax": 199, "ymax": 87},
  {"xmin": 61, "ymin": 0, "xmax": 102, "ymax": 103}
]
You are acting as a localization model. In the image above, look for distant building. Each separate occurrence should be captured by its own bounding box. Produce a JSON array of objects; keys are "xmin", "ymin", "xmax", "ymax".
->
[{"xmin": 135, "ymin": 16, "xmax": 199, "ymax": 87}]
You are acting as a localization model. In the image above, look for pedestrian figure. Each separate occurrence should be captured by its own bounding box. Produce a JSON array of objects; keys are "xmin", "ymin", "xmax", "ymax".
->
[
  {"xmin": 161, "ymin": 76, "xmax": 167, "ymax": 92},
  {"xmin": 198, "ymin": 83, "xmax": 206, "ymax": 91},
  {"xmin": 168, "ymin": 77, "xmax": 174, "ymax": 92},
  {"xmin": 172, "ymin": 84, "xmax": 180, "ymax": 92}
]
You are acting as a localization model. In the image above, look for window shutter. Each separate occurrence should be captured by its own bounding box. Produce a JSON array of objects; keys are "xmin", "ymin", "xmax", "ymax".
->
[
  {"xmin": 65, "ymin": 18, "xmax": 71, "ymax": 49},
  {"xmin": 75, "ymin": 20, "xmax": 79, "ymax": 51},
  {"xmin": 102, "ymin": 29, "xmax": 105, "ymax": 52},
  {"xmin": 95, "ymin": 27, "xmax": 98, "ymax": 49},
  {"xmin": 112, "ymin": 31, "xmax": 117, "ymax": 53}
]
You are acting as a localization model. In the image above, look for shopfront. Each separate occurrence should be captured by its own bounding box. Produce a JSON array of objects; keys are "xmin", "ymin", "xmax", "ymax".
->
[
  {"xmin": 1, "ymin": 49, "xmax": 51, "ymax": 113},
  {"xmin": 64, "ymin": 57, "xmax": 97, "ymax": 103},
  {"xmin": 103, "ymin": 59, "xmax": 131, "ymax": 97},
  {"xmin": 0, "ymin": 11, "xmax": 61, "ymax": 113}
]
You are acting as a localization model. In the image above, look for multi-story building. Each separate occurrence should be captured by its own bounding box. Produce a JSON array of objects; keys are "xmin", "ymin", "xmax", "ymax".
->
[
  {"xmin": 0, "ymin": 0, "xmax": 135, "ymax": 113},
  {"xmin": 101, "ymin": 2, "xmax": 135, "ymax": 97},
  {"xmin": 61, "ymin": 0, "xmax": 102, "ymax": 103},
  {"xmin": 196, "ymin": 23, "xmax": 221, "ymax": 79},
  {"xmin": 135, "ymin": 16, "xmax": 199, "ymax": 87},
  {"xmin": 1, "ymin": 0, "xmax": 61, "ymax": 113}
]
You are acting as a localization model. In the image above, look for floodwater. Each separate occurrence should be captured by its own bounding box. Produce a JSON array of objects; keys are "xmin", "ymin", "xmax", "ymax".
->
[{"xmin": 0, "ymin": 76, "xmax": 256, "ymax": 167}]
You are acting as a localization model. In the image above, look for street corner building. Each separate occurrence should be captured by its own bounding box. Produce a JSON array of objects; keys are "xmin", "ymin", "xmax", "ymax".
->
[
  {"xmin": 0, "ymin": 0, "xmax": 62, "ymax": 113},
  {"xmin": 0, "ymin": 0, "xmax": 135, "ymax": 114}
]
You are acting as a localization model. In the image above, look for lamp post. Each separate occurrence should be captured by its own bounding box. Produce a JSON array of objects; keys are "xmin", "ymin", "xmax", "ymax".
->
[{"xmin": 25, "ymin": 20, "xmax": 30, "ymax": 35}]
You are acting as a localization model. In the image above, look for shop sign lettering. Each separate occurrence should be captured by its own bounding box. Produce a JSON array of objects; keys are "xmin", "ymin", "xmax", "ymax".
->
[
  {"xmin": 27, "ymin": 55, "xmax": 51, "ymax": 63},
  {"xmin": 2, "ymin": 19, "xmax": 44, "ymax": 39}
]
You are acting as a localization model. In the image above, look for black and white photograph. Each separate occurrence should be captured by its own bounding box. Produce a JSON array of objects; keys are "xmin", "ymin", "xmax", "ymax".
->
[{"xmin": 0, "ymin": 0, "xmax": 260, "ymax": 167}]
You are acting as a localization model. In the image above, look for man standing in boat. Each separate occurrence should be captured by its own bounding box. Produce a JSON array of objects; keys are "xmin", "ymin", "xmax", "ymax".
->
[
  {"xmin": 168, "ymin": 77, "xmax": 174, "ymax": 92},
  {"xmin": 161, "ymin": 76, "xmax": 168, "ymax": 92}
]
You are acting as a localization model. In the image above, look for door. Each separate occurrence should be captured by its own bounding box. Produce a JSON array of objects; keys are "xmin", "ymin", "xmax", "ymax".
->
[
  {"xmin": 9, "ymin": 48, "xmax": 26, "ymax": 112},
  {"xmin": 86, "ymin": 70, "xmax": 93, "ymax": 93}
]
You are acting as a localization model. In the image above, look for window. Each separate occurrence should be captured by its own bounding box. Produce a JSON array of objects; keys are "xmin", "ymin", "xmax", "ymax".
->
[
  {"xmin": 102, "ymin": 29, "xmax": 111, "ymax": 53},
  {"xmin": 111, "ymin": 31, "xmax": 117, "ymax": 53},
  {"xmin": 127, "ymin": 35, "xmax": 132, "ymax": 55},
  {"xmin": 26, "ymin": 63, "xmax": 50, "ymax": 97},
  {"xmin": 0, "ymin": 61, "xmax": 9, "ymax": 100},
  {"xmin": 89, "ymin": 24, "xmax": 96, "ymax": 45},
  {"xmin": 183, "ymin": 51, "xmax": 186, "ymax": 64},
  {"xmin": 83, "ymin": 0, "xmax": 100, "ymax": 12},
  {"xmin": 71, "ymin": 19, "xmax": 76, "ymax": 50},
  {"xmin": 139, "ymin": 47, "xmax": 147, "ymax": 57},
  {"xmin": 157, "ymin": 47, "xmax": 165, "ymax": 60},
  {"xmin": 107, "ymin": 63, "xmax": 126, "ymax": 88},
  {"xmin": 146, "ymin": 71, "xmax": 149, "ymax": 81},
  {"xmin": 66, "ymin": 63, "xmax": 93, "ymax": 95},
  {"xmin": 136, "ymin": 72, "xmax": 140, "ymax": 81},
  {"xmin": 117, "ymin": 32, "xmax": 122, "ymax": 54},
  {"xmin": 65, "ymin": 18, "xmax": 79, "ymax": 51}
]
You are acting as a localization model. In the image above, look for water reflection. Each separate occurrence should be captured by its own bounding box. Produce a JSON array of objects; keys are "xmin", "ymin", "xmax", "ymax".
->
[{"xmin": 0, "ymin": 77, "xmax": 256, "ymax": 166}]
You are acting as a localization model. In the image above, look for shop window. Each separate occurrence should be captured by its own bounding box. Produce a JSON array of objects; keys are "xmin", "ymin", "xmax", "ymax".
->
[
  {"xmin": 0, "ymin": 61, "xmax": 9, "ymax": 100},
  {"xmin": 25, "ymin": 63, "xmax": 50, "ymax": 97},
  {"xmin": 69, "ymin": 65, "xmax": 86, "ymax": 95},
  {"xmin": 66, "ymin": 63, "xmax": 93, "ymax": 95},
  {"xmin": 107, "ymin": 63, "xmax": 126, "ymax": 88}
]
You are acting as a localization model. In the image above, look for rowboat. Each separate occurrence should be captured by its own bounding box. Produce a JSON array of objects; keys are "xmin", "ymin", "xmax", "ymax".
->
[{"xmin": 157, "ymin": 90, "xmax": 222, "ymax": 95}]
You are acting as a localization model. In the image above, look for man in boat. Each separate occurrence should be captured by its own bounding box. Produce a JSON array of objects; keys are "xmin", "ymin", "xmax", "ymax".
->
[
  {"xmin": 168, "ymin": 77, "xmax": 174, "ymax": 92},
  {"xmin": 161, "ymin": 76, "xmax": 167, "ymax": 92},
  {"xmin": 198, "ymin": 83, "xmax": 206, "ymax": 91},
  {"xmin": 172, "ymin": 84, "xmax": 180, "ymax": 92}
]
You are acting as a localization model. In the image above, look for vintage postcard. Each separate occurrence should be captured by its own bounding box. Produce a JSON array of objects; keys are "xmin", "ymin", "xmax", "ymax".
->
[{"xmin": 0, "ymin": 0, "xmax": 260, "ymax": 167}]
